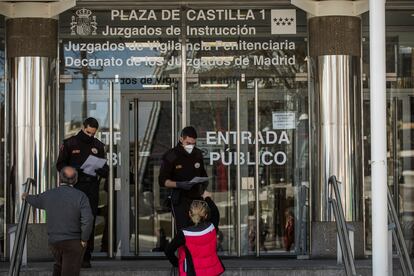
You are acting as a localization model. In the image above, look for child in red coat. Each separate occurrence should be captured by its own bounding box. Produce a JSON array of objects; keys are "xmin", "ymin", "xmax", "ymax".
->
[{"xmin": 165, "ymin": 191, "xmax": 224, "ymax": 276}]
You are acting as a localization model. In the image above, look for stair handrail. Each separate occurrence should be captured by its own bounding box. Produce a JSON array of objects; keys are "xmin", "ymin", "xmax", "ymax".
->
[
  {"xmin": 328, "ymin": 175, "xmax": 357, "ymax": 276},
  {"xmin": 8, "ymin": 178, "xmax": 36, "ymax": 276},
  {"xmin": 387, "ymin": 187, "xmax": 414, "ymax": 276}
]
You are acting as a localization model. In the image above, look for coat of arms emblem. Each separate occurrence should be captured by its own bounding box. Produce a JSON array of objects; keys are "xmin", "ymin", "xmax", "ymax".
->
[{"xmin": 71, "ymin": 8, "xmax": 97, "ymax": 36}]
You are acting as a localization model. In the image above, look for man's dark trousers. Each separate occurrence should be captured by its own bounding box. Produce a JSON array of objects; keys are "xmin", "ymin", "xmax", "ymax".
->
[
  {"xmin": 171, "ymin": 192, "xmax": 204, "ymax": 230},
  {"xmin": 49, "ymin": 239, "xmax": 85, "ymax": 276},
  {"xmin": 75, "ymin": 177, "xmax": 99, "ymax": 261}
]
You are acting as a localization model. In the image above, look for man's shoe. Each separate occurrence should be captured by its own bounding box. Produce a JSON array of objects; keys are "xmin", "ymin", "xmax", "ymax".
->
[{"xmin": 81, "ymin": 261, "xmax": 91, "ymax": 268}]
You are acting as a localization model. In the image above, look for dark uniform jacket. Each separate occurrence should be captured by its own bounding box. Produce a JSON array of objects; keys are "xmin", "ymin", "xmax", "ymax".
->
[
  {"xmin": 56, "ymin": 131, "xmax": 108, "ymax": 178},
  {"xmin": 56, "ymin": 131, "xmax": 108, "ymax": 214},
  {"xmin": 159, "ymin": 143, "xmax": 208, "ymax": 230},
  {"xmin": 158, "ymin": 143, "xmax": 208, "ymax": 199}
]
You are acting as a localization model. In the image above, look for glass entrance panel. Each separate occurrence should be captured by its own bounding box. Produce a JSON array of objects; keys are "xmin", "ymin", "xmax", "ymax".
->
[
  {"xmin": 188, "ymin": 90, "xmax": 237, "ymax": 255},
  {"xmin": 120, "ymin": 89, "xmax": 176, "ymax": 256},
  {"xmin": 362, "ymin": 29, "xmax": 414, "ymax": 253},
  {"xmin": 185, "ymin": 7, "xmax": 308, "ymax": 255},
  {"xmin": 60, "ymin": 77, "xmax": 121, "ymax": 256},
  {"xmin": 247, "ymin": 80, "xmax": 308, "ymax": 255},
  {"xmin": 188, "ymin": 80, "xmax": 308, "ymax": 256},
  {"xmin": 386, "ymin": 93, "xmax": 414, "ymax": 255},
  {"xmin": 60, "ymin": 6, "xmax": 309, "ymax": 258}
]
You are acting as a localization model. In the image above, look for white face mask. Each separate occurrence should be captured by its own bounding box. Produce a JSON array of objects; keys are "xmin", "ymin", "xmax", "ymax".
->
[{"xmin": 184, "ymin": 144, "xmax": 195, "ymax": 154}]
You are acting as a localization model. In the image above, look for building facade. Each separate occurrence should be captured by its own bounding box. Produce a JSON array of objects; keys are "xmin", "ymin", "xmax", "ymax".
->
[{"xmin": 0, "ymin": 0, "xmax": 412, "ymax": 260}]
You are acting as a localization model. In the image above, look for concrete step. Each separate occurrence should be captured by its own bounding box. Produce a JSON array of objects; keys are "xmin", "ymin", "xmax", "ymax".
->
[{"xmin": 0, "ymin": 259, "xmax": 403, "ymax": 276}]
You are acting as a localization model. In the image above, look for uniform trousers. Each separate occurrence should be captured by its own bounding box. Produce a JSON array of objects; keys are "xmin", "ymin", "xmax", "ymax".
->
[
  {"xmin": 171, "ymin": 194, "xmax": 202, "ymax": 231},
  {"xmin": 74, "ymin": 178, "xmax": 99, "ymax": 261}
]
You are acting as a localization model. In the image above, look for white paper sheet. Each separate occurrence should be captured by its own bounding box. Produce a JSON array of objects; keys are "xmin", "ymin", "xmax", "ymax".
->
[
  {"xmin": 190, "ymin": 176, "xmax": 210, "ymax": 184},
  {"xmin": 80, "ymin": 155, "xmax": 107, "ymax": 176}
]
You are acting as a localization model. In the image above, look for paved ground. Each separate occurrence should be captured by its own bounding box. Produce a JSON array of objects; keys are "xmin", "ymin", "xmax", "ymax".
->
[{"xmin": 0, "ymin": 258, "xmax": 405, "ymax": 276}]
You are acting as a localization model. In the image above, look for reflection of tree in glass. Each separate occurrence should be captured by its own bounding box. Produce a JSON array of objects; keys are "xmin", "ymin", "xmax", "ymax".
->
[{"xmin": 64, "ymin": 48, "xmax": 103, "ymax": 119}]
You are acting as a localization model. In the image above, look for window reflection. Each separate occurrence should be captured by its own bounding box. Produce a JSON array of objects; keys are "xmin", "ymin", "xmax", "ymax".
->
[{"xmin": 363, "ymin": 9, "xmax": 414, "ymax": 255}]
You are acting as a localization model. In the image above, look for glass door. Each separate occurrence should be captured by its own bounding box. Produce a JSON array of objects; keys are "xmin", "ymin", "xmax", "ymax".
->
[
  {"xmin": 118, "ymin": 84, "xmax": 178, "ymax": 256},
  {"xmin": 247, "ymin": 78, "xmax": 309, "ymax": 256},
  {"xmin": 60, "ymin": 76, "xmax": 121, "ymax": 258},
  {"xmin": 363, "ymin": 89, "xmax": 414, "ymax": 254},
  {"xmin": 187, "ymin": 77, "xmax": 308, "ymax": 256},
  {"xmin": 388, "ymin": 93, "xmax": 414, "ymax": 256},
  {"xmin": 187, "ymin": 83, "xmax": 237, "ymax": 255}
]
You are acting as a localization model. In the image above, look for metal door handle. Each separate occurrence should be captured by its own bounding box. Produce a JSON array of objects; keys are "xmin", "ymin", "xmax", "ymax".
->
[
  {"xmin": 108, "ymin": 80, "xmax": 114, "ymax": 258},
  {"xmin": 236, "ymin": 80, "xmax": 241, "ymax": 257},
  {"xmin": 254, "ymin": 79, "xmax": 260, "ymax": 257}
]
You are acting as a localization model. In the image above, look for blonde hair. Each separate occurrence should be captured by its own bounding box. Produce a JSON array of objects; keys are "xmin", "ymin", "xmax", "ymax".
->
[{"xmin": 189, "ymin": 200, "xmax": 209, "ymax": 225}]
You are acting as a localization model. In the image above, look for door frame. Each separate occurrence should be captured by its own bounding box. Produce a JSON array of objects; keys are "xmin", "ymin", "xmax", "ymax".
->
[
  {"xmin": 115, "ymin": 84, "xmax": 303, "ymax": 257},
  {"xmin": 117, "ymin": 90, "xmax": 175, "ymax": 257}
]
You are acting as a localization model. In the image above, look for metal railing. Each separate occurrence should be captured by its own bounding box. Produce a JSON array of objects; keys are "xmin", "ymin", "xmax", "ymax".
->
[
  {"xmin": 388, "ymin": 188, "xmax": 414, "ymax": 276},
  {"xmin": 8, "ymin": 178, "xmax": 36, "ymax": 276},
  {"xmin": 328, "ymin": 176, "xmax": 357, "ymax": 276}
]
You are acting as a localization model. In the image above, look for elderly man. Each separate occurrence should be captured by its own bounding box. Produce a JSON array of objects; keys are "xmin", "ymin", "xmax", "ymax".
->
[{"xmin": 22, "ymin": 166, "xmax": 94, "ymax": 276}]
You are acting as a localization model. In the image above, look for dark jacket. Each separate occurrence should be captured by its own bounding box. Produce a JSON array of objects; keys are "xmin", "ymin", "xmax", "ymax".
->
[
  {"xmin": 26, "ymin": 185, "xmax": 94, "ymax": 244},
  {"xmin": 159, "ymin": 143, "xmax": 208, "ymax": 199},
  {"xmin": 56, "ymin": 131, "xmax": 108, "ymax": 179}
]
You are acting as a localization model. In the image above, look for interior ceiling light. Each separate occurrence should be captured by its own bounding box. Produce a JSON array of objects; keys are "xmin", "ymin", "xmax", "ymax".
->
[
  {"xmin": 200, "ymin": 56, "xmax": 234, "ymax": 61},
  {"xmin": 200, "ymin": 83, "xmax": 229, "ymax": 88},
  {"xmin": 131, "ymin": 56, "xmax": 164, "ymax": 62},
  {"xmin": 142, "ymin": 84, "xmax": 171, "ymax": 88},
  {"xmin": 125, "ymin": 42, "xmax": 161, "ymax": 48},
  {"xmin": 201, "ymin": 41, "xmax": 238, "ymax": 48}
]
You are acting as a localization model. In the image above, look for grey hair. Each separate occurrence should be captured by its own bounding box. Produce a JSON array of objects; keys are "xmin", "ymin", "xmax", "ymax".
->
[{"xmin": 59, "ymin": 166, "xmax": 78, "ymax": 185}]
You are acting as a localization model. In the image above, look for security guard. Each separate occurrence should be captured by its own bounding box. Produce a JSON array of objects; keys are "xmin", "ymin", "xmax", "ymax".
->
[
  {"xmin": 159, "ymin": 126, "xmax": 208, "ymax": 231},
  {"xmin": 56, "ymin": 117, "xmax": 108, "ymax": 268}
]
